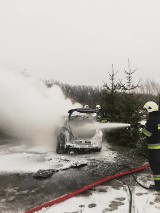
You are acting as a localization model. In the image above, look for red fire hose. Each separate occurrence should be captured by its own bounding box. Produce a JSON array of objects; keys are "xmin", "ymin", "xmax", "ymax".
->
[{"xmin": 25, "ymin": 164, "xmax": 150, "ymax": 213}]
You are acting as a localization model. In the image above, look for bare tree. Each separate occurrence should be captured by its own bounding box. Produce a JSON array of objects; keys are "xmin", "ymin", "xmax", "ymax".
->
[{"xmin": 137, "ymin": 79, "xmax": 160, "ymax": 105}]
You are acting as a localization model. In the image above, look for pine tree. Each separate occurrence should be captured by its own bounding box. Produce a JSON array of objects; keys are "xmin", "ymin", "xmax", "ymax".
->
[
  {"xmin": 103, "ymin": 60, "xmax": 143, "ymax": 147},
  {"xmin": 102, "ymin": 64, "xmax": 121, "ymax": 121}
]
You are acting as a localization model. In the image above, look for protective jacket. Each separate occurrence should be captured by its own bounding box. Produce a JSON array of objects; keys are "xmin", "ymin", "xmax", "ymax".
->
[
  {"xmin": 143, "ymin": 111, "xmax": 160, "ymax": 148},
  {"xmin": 143, "ymin": 110, "xmax": 160, "ymax": 187}
]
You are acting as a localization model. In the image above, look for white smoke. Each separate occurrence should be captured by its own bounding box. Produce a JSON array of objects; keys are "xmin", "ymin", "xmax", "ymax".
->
[{"xmin": 0, "ymin": 68, "xmax": 81, "ymax": 149}]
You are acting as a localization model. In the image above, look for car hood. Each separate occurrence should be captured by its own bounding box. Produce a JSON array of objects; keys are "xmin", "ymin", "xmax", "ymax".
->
[{"xmin": 69, "ymin": 120, "xmax": 96, "ymax": 138}]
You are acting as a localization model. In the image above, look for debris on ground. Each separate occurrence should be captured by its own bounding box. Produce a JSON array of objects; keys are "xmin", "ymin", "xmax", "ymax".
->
[
  {"xmin": 33, "ymin": 162, "xmax": 87, "ymax": 179},
  {"xmin": 33, "ymin": 169, "xmax": 57, "ymax": 179}
]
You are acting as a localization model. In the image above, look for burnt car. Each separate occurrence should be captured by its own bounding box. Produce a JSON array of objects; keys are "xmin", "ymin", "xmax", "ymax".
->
[{"xmin": 56, "ymin": 108, "xmax": 103, "ymax": 154}]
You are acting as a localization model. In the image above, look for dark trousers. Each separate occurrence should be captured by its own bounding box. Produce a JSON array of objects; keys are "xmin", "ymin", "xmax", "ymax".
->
[{"xmin": 148, "ymin": 149, "xmax": 160, "ymax": 186}]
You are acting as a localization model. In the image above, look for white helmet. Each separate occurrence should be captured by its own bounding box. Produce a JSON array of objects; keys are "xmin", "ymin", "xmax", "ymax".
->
[
  {"xmin": 96, "ymin": 105, "xmax": 101, "ymax": 110},
  {"xmin": 143, "ymin": 101, "xmax": 159, "ymax": 113},
  {"xmin": 84, "ymin": 105, "xmax": 89, "ymax": 108}
]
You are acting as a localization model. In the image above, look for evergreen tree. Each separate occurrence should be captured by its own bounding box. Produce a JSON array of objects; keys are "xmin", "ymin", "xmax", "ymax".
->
[
  {"xmin": 103, "ymin": 60, "xmax": 143, "ymax": 147},
  {"xmin": 102, "ymin": 64, "xmax": 121, "ymax": 121}
]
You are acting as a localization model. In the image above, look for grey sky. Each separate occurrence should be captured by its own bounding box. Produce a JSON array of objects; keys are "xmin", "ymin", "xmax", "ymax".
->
[{"xmin": 0, "ymin": 0, "xmax": 160, "ymax": 86}]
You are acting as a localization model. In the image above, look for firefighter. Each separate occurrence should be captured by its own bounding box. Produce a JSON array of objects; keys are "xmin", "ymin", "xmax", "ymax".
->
[
  {"xmin": 95, "ymin": 105, "xmax": 107, "ymax": 122},
  {"xmin": 84, "ymin": 105, "xmax": 89, "ymax": 108},
  {"xmin": 143, "ymin": 101, "xmax": 160, "ymax": 191},
  {"xmin": 96, "ymin": 105, "xmax": 103, "ymax": 121}
]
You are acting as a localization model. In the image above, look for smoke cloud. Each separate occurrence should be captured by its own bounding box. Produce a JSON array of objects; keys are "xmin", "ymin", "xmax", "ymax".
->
[{"xmin": 0, "ymin": 68, "xmax": 81, "ymax": 149}]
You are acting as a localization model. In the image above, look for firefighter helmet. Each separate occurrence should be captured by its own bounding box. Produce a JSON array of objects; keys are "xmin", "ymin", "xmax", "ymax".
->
[
  {"xmin": 96, "ymin": 105, "xmax": 101, "ymax": 110},
  {"xmin": 84, "ymin": 105, "xmax": 89, "ymax": 108},
  {"xmin": 143, "ymin": 101, "xmax": 159, "ymax": 113}
]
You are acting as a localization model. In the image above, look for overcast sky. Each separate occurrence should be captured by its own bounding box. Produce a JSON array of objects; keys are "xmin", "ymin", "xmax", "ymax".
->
[{"xmin": 0, "ymin": 0, "xmax": 160, "ymax": 86}]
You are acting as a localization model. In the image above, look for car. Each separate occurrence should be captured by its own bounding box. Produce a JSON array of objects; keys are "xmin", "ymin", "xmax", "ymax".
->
[{"xmin": 56, "ymin": 108, "xmax": 103, "ymax": 154}]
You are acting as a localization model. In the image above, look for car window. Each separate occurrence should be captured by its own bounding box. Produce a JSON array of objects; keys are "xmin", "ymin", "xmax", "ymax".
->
[{"xmin": 70, "ymin": 112, "xmax": 96, "ymax": 121}]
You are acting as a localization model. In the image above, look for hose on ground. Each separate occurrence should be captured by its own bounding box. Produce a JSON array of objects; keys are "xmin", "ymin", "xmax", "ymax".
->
[
  {"xmin": 117, "ymin": 163, "xmax": 151, "ymax": 213},
  {"xmin": 25, "ymin": 164, "xmax": 150, "ymax": 213},
  {"xmin": 117, "ymin": 179, "xmax": 133, "ymax": 213},
  {"xmin": 122, "ymin": 164, "xmax": 151, "ymax": 190}
]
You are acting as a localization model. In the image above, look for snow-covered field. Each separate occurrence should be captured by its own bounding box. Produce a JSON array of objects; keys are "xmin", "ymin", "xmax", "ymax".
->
[
  {"xmin": 0, "ymin": 142, "xmax": 116, "ymax": 173},
  {"xmin": 35, "ymin": 173, "xmax": 160, "ymax": 213},
  {"xmin": 0, "ymin": 141, "xmax": 160, "ymax": 213},
  {"xmin": 35, "ymin": 184, "xmax": 160, "ymax": 213}
]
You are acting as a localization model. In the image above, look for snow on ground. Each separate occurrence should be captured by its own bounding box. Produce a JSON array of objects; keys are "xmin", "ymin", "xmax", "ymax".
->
[
  {"xmin": 37, "ymin": 186, "xmax": 129, "ymax": 213},
  {"xmin": 1, "ymin": 141, "xmax": 160, "ymax": 213},
  {"xmin": 0, "ymin": 142, "xmax": 116, "ymax": 173},
  {"xmin": 35, "ymin": 174, "xmax": 160, "ymax": 213},
  {"xmin": 133, "ymin": 174, "xmax": 160, "ymax": 213}
]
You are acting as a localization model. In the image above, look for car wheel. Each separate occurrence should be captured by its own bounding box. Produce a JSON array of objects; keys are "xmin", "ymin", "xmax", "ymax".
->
[
  {"xmin": 96, "ymin": 147, "xmax": 102, "ymax": 152},
  {"xmin": 56, "ymin": 141, "xmax": 65, "ymax": 154}
]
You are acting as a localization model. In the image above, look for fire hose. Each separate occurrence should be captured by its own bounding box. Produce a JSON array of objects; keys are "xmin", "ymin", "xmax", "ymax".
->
[{"xmin": 25, "ymin": 163, "xmax": 150, "ymax": 213}]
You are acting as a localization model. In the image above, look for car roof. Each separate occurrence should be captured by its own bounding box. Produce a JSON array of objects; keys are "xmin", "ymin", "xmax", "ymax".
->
[{"xmin": 68, "ymin": 108, "xmax": 98, "ymax": 114}]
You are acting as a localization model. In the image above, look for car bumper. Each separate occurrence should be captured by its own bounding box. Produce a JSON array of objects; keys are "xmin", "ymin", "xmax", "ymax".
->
[{"xmin": 65, "ymin": 140, "xmax": 102, "ymax": 149}]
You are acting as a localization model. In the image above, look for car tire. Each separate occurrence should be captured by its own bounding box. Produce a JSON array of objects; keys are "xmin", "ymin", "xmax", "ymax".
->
[
  {"xmin": 96, "ymin": 147, "xmax": 102, "ymax": 152},
  {"xmin": 56, "ymin": 141, "xmax": 65, "ymax": 154}
]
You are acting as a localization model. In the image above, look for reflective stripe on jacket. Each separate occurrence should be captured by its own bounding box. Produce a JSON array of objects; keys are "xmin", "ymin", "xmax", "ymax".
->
[
  {"xmin": 143, "ymin": 129, "xmax": 152, "ymax": 137},
  {"xmin": 153, "ymin": 174, "xmax": 160, "ymax": 180},
  {"xmin": 148, "ymin": 143, "xmax": 160, "ymax": 149}
]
